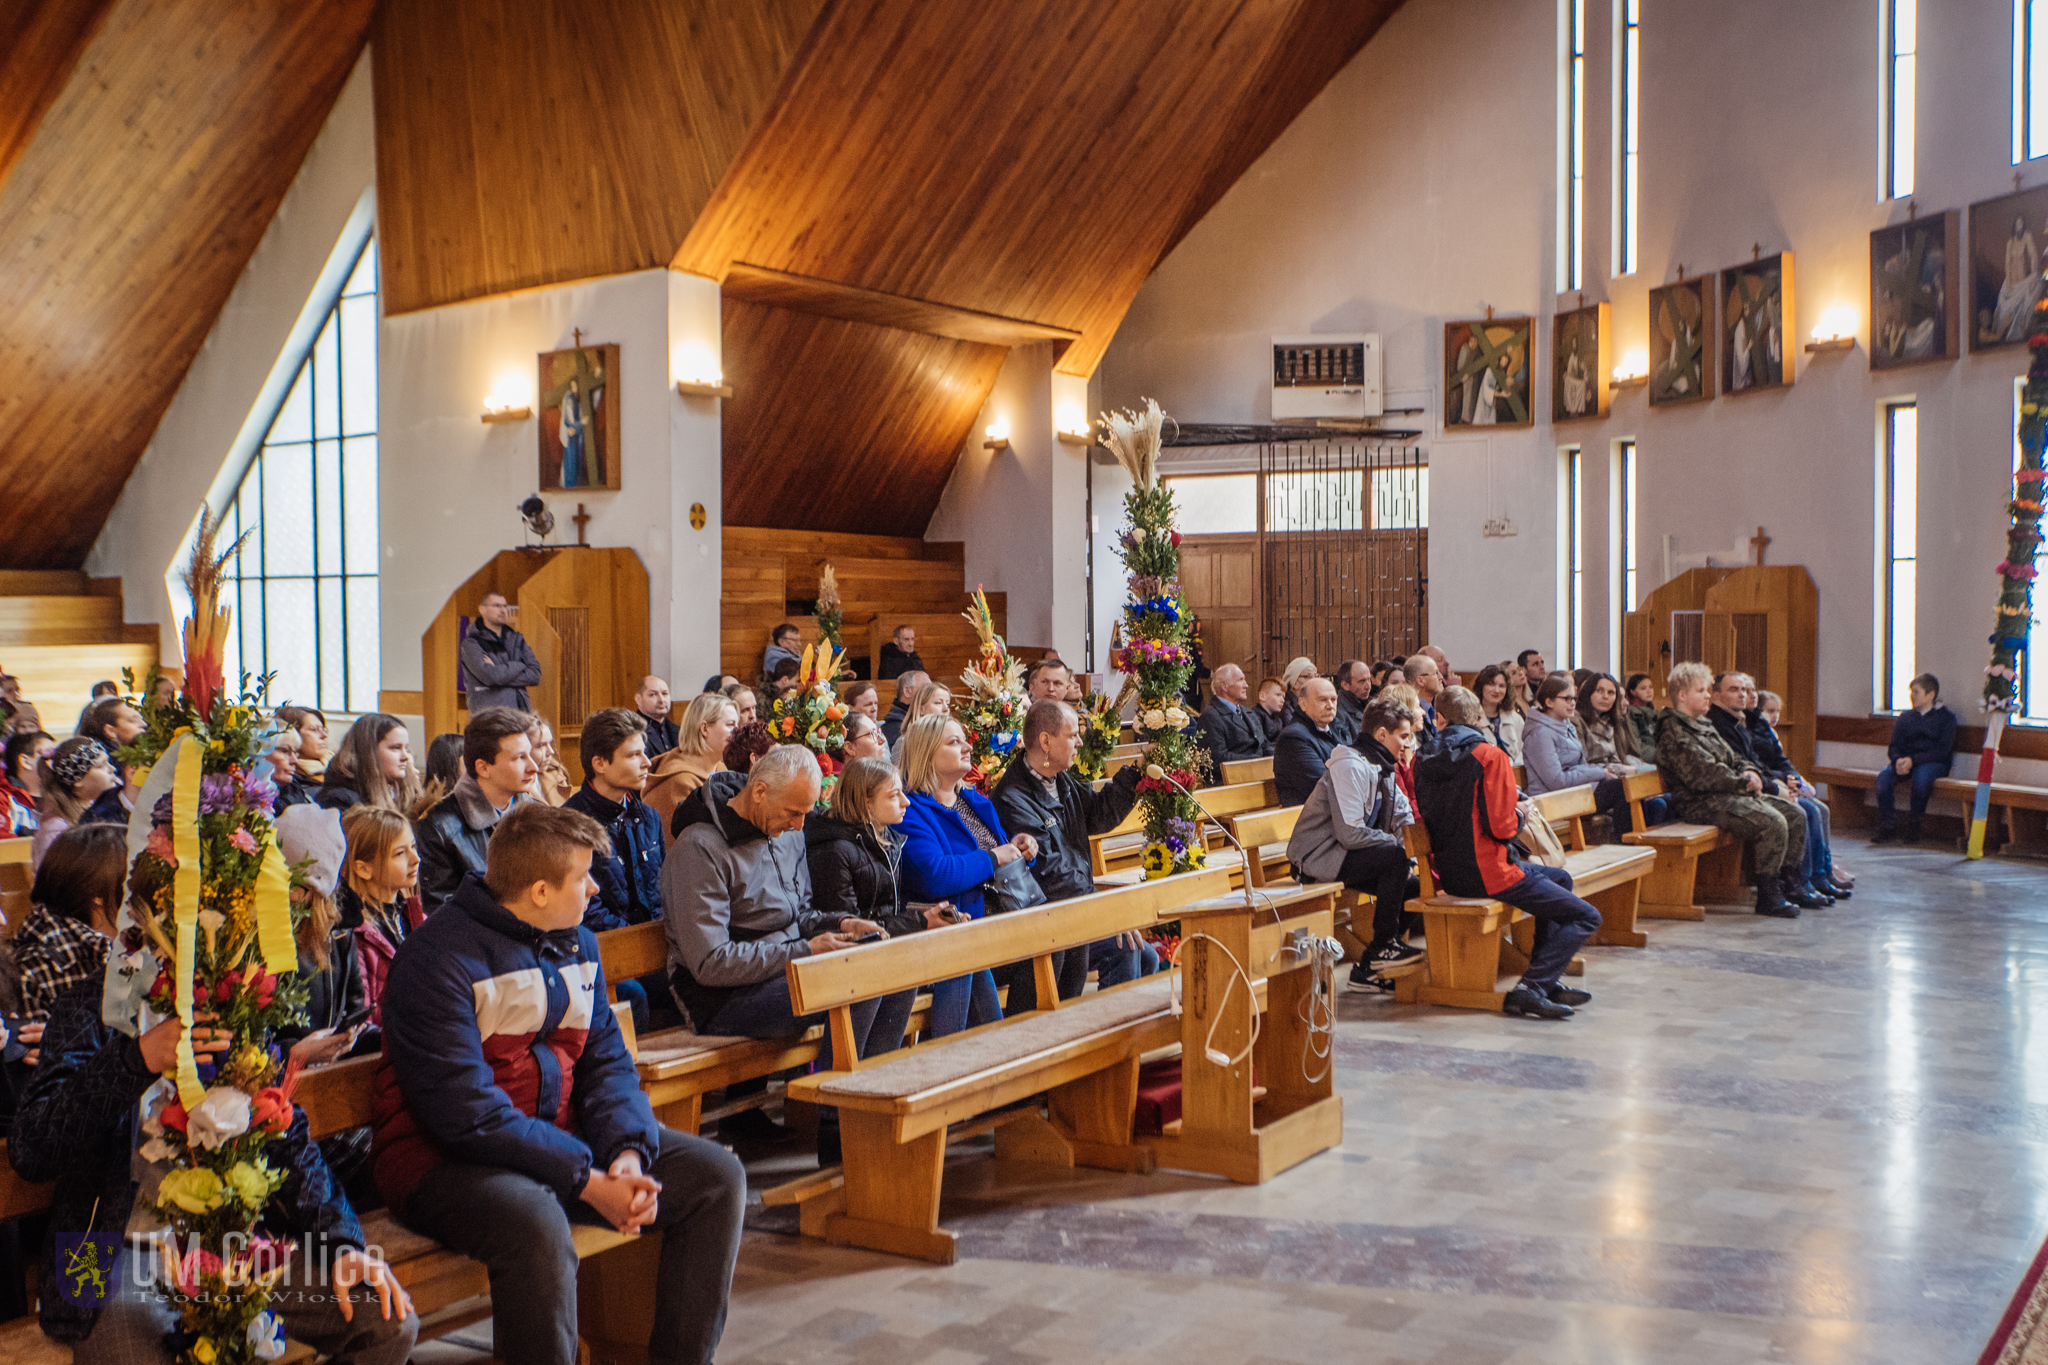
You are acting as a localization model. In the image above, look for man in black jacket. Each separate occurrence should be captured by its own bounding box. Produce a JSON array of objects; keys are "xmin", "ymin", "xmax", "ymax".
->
[
  {"xmin": 634, "ymin": 675, "xmax": 680, "ymax": 757},
  {"xmin": 460, "ymin": 592, "xmax": 542, "ymax": 713},
  {"xmin": 877, "ymin": 625, "xmax": 925, "ymax": 680},
  {"xmin": 992, "ymin": 700, "xmax": 1144, "ymax": 1003},
  {"xmin": 1334, "ymin": 660, "xmax": 1371, "ymax": 743},
  {"xmin": 1197, "ymin": 663, "xmax": 1270, "ymax": 776},
  {"xmin": 1274, "ymin": 678, "xmax": 1344, "ymax": 806},
  {"xmin": 417, "ymin": 707, "xmax": 537, "ymax": 908}
]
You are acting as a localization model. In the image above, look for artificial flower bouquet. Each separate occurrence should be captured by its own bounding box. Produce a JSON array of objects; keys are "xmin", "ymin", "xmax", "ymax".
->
[
  {"xmin": 813, "ymin": 563, "xmax": 844, "ymax": 649},
  {"xmin": 953, "ymin": 587, "xmax": 1026, "ymax": 786},
  {"xmin": 768, "ymin": 642, "xmax": 849, "ymax": 754},
  {"xmin": 1072, "ymin": 682, "xmax": 1133, "ymax": 781}
]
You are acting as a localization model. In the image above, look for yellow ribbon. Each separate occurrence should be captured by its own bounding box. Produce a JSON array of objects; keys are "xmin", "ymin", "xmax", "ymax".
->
[
  {"xmin": 252, "ymin": 837, "xmax": 294, "ymax": 974},
  {"xmin": 168, "ymin": 734, "xmax": 204, "ymax": 1108}
]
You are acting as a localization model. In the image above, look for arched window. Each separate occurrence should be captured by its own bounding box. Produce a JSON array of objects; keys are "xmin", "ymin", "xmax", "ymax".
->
[{"xmin": 220, "ymin": 238, "xmax": 379, "ymax": 713}]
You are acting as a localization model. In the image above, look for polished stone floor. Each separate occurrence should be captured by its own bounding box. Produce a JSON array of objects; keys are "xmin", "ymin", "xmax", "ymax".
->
[{"xmin": 428, "ymin": 833, "xmax": 2048, "ymax": 1365}]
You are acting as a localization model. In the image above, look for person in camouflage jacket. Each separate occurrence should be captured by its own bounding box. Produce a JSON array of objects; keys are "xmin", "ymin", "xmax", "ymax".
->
[{"xmin": 1655, "ymin": 662, "xmax": 1819, "ymax": 918}]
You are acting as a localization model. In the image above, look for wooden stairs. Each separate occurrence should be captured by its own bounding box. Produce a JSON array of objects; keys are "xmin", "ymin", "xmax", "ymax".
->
[
  {"xmin": 722, "ymin": 528, "xmax": 1038, "ymax": 692},
  {"xmin": 0, "ymin": 572, "xmax": 159, "ymax": 737}
]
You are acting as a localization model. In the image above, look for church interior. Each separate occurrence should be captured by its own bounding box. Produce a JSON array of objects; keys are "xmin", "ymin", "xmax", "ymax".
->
[{"xmin": 3, "ymin": 0, "xmax": 2048, "ymax": 1362}]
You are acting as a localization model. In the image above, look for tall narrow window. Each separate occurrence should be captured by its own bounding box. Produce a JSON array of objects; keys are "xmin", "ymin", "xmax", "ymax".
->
[
  {"xmin": 1563, "ymin": 447, "xmax": 1584, "ymax": 669},
  {"xmin": 1562, "ymin": 0, "xmax": 1586, "ymax": 291},
  {"xmin": 221, "ymin": 238, "xmax": 381, "ymax": 713},
  {"xmin": 2019, "ymin": 0, "xmax": 2048, "ymax": 163},
  {"xmin": 1616, "ymin": 0, "xmax": 1640, "ymax": 276},
  {"xmin": 1882, "ymin": 402, "xmax": 1918, "ymax": 710},
  {"xmin": 1618, "ymin": 440, "xmax": 1639, "ymax": 611},
  {"xmin": 1885, "ymin": 0, "xmax": 1916, "ymax": 198}
]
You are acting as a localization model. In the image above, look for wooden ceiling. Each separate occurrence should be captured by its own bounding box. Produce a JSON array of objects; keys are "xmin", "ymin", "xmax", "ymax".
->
[{"xmin": 0, "ymin": 0, "xmax": 373, "ymax": 568}]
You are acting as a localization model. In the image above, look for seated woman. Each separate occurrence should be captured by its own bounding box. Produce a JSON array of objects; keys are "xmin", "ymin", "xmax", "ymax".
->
[
  {"xmin": 1575, "ymin": 672, "xmax": 1666, "ymax": 829},
  {"xmin": 338, "ymin": 805, "xmax": 426, "ymax": 1025},
  {"xmin": 843, "ymin": 680, "xmax": 880, "ymax": 725},
  {"xmin": 1523, "ymin": 673, "xmax": 1647, "ymax": 834},
  {"xmin": 896, "ymin": 716, "xmax": 1036, "ymax": 1036},
  {"xmin": 528, "ymin": 718, "xmax": 574, "ymax": 806},
  {"xmin": 32, "ymin": 738, "xmax": 118, "ymax": 870},
  {"xmin": 888, "ymin": 680, "xmax": 954, "ymax": 764},
  {"xmin": 1278, "ymin": 656, "xmax": 1320, "ymax": 731},
  {"xmin": 17, "ymin": 824, "xmax": 125, "ymax": 1021},
  {"xmin": 1656, "ymin": 662, "xmax": 1821, "ymax": 917},
  {"xmin": 646, "ymin": 691, "xmax": 738, "ymax": 836},
  {"xmin": 804, "ymin": 756, "xmax": 929, "ymax": 1059},
  {"xmin": 0, "ymin": 728, "xmax": 52, "ymax": 836},
  {"xmin": 1874, "ymin": 672, "xmax": 1957, "ymax": 844},
  {"xmin": 1752, "ymin": 685, "xmax": 1853, "ymax": 896},
  {"xmin": 317, "ymin": 713, "xmax": 421, "ymax": 815},
  {"xmin": 1471, "ymin": 664, "xmax": 1525, "ymax": 764},
  {"xmin": 1624, "ymin": 673, "xmax": 1661, "ymax": 754},
  {"xmin": 841, "ymin": 711, "xmax": 890, "ymax": 762}
]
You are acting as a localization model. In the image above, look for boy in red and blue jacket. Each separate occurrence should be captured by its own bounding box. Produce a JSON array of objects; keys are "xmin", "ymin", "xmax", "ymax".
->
[{"xmin": 372, "ymin": 803, "xmax": 744, "ymax": 1365}]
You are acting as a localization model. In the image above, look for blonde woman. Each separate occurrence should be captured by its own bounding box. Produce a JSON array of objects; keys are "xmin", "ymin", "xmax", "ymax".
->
[
  {"xmin": 888, "ymin": 681, "xmax": 953, "ymax": 764},
  {"xmin": 645, "ymin": 692, "xmax": 737, "ymax": 836},
  {"xmin": 529, "ymin": 719, "xmax": 574, "ymax": 806},
  {"xmin": 1279, "ymin": 656, "xmax": 1320, "ymax": 730},
  {"xmin": 898, "ymin": 716, "xmax": 1033, "ymax": 1035}
]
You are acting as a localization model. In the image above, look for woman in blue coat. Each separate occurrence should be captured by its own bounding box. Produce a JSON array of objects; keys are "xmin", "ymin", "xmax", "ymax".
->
[{"xmin": 896, "ymin": 716, "xmax": 1040, "ymax": 1036}]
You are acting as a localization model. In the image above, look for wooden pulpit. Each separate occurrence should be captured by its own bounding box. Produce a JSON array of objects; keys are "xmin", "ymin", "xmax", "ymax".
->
[{"xmin": 420, "ymin": 548, "xmax": 650, "ymax": 756}]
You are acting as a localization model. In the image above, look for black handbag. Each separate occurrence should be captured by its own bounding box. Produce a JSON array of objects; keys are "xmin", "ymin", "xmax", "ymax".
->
[{"xmin": 985, "ymin": 853, "xmax": 1048, "ymax": 915}]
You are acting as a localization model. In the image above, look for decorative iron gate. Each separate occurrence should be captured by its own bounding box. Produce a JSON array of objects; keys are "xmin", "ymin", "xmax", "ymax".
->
[{"xmin": 1260, "ymin": 440, "xmax": 1427, "ymax": 672}]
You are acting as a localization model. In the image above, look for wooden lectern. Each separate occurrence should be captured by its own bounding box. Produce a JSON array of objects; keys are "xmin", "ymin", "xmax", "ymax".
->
[{"xmin": 421, "ymin": 548, "xmax": 649, "ymax": 762}]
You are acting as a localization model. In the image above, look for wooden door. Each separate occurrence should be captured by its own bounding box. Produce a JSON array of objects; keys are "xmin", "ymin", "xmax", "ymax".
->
[{"xmin": 1179, "ymin": 534, "xmax": 1260, "ymax": 693}]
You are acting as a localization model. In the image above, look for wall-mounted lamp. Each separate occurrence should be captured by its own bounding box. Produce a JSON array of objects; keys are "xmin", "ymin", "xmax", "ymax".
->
[
  {"xmin": 673, "ymin": 342, "xmax": 732, "ymax": 398},
  {"xmin": 1610, "ymin": 349, "xmax": 1649, "ymax": 389},
  {"xmin": 1805, "ymin": 304, "xmax": 1858, "ymax": 354},
  {"xmin": 1054, "ymin": 400, "xmax": 1092, "ymax": 446},
  {"xmin": 481, "ymin": 369, "xmax": 534, "ymax": 423},
  {"xmin": 984, "ymin": 417, "xmax": 1011, "ymax": 451}
]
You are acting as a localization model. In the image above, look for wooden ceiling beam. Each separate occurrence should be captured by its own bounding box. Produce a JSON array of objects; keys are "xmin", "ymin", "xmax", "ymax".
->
[
  {"xmin": 0, "ymin": 0, "xmax": 112, "ymax": 198},
  {"xmin": 720, "ymin": 263, "xmax": 1078, "ymax": 351}
]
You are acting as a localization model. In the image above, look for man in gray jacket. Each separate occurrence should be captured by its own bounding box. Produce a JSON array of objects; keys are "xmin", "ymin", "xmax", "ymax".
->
[
  {"xmin": 1287, "ymin": 694, "xmax": 1425, "ymax": 992},
  {"xmin": 461, "ymin": 592, "xmax": 543, "ymax": 712},
  {"xmin": 661, "ymin": 745, "xmax": 883, "ymax": 1039}
]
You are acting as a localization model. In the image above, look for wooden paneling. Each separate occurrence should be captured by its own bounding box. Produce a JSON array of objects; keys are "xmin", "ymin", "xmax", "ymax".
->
[
  {"xmin": 722, "ymin": 265, "xmax": 1080, "ymax": 350},
  {"xmin": 1179, "ymin": 534, "xmax": 1261, "ymax": 684},
  {"xmin": 370, "ymin": 0, "xmax": 825, "ymax": 314},
  {"xmin": 0, "ymin": 0, "xmax": 110, "ymax": 194},
  {"xmin": 720, "ymin": 299, "xmax": 1008, "ymax": 535},
  {"xmin": 0, "ymin": 0, "xmax": 374, "ymax": 568}
]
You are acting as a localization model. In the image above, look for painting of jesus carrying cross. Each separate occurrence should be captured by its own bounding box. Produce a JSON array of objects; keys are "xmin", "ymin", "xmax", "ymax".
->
[{"xmin": 1443, "ymin": 316, "xmax": 1533, "ymax": 429}]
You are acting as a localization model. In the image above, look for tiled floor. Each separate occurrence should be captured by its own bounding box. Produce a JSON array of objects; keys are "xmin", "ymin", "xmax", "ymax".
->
[{"xmin": 428, "ymin": 833, "xmax": 2048, "ymax": 1364}]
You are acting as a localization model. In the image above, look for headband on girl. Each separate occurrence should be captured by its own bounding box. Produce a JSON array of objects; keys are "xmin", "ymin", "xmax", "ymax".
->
[{"xmin": 50, "ymin": 739, "xmax": 106, "ymax": 789}]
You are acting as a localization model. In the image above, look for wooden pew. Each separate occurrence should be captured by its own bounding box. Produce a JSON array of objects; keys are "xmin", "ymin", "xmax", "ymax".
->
[
  {"xmin": 0, "ymin": 1057, "xmax": 657, "ymax": 1365},
  {"xmin": 771, "ymin": 871, "xmax": 1231, "ymax": 1264},
  {"xmin": 1815, "ymin": 764, "xmax": 2048, "ymax": 855},
  {"xmin": 1530, "ymin": 785, "xmax": 1658, "ymax": 947},
  {"xmin": 1618, "ymin": 772, "xmax": 1745, "ymax": 918},
  {"xmin": 1394, "ymin": 822, "xmax": 1586, "ymax": 1012},
  {"xmin": 1088, "ymin": 778, "xmax": 1279, "ymax": 877},
  {"xmin": 1219, "ymin": 756, "xmax": 1274, "ymax": 785}
]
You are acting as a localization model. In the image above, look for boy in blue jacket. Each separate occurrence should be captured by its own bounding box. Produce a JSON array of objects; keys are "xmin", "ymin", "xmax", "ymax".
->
[
  {"xmin": 563, "ymin": 708, "xmax": 669, "ymax": 1033},
  {"xmin": 372, "ymin": 803, "xmax": 744, "ymax": 1365}
]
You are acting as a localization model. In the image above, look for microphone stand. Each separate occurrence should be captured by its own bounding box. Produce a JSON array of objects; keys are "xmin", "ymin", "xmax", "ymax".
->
[{"xmin": 1148, "ymin": 764, "xmax": 1257, "ymax": 912}]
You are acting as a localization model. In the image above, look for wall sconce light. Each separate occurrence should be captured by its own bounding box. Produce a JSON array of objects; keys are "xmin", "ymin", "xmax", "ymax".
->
[
  {"xmin": 1054, "ymin": 401, "xmax": 1092, "ymax": 446},
  {"xmin": 984, "ymin": 417, "xmax": 1011, "ymax": 450},
  {"xmin": 673, "ymin": 342, "xmax": 732, "ymax": 398},
  {"xmin": 481, "ymin": 370, "xmax": 533, "ymax": 423},
  {"xmin": 1610, "ymin": 349, "xmax": 1649, "ymax": 390},
  {"xmin": 1805, "ymin": 304, "xmax": 1857, "ymax": 354}
]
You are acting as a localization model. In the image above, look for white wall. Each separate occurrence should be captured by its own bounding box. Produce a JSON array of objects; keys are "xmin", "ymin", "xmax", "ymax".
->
[
  {"xmin": 378, "ymin": 268, "xmax": 723, "ymax": 697},
  {"xmin": 1101, "ymin": 0, "xmax": 2036, "ymax": 730},
  {"xmin": 87, "ymin": 56, "xmax": 377, "ymax": 655}
]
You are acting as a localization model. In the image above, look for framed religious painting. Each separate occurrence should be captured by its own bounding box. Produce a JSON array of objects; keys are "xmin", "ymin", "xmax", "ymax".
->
[
  {"xmin": 1443, "ymin": 316, "xmax": 1533, "ymax": 429},
  {"xmin": 1870, "ymin": 210, "xmax": 1959, "ymax": 370},
  {"xmin": 1551, "ymin": 302, "xmax": 1609, "ymax": 422},
  {"xmin": 1648, "ymin": 276, "xmax": 1715, "ymax": 406},
  {"xmin": 1970, "ymin": 186, "xmax": 2048, "ymax": 351},
  {"xmin": 1719, "ymin": 253, "xmax": 1794, "ymax": 394},
  {"xmin": 538, "ymin": 341, "xmax": 621, "ymax": 490}
]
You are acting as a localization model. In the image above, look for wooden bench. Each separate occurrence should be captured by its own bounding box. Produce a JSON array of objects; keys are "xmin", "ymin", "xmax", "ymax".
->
[
  {"xmin": 1394, "ymin": 822, "xmax": 1585, "ymax": 1012},
  {"xmin": 1530, "ymin": 784, "xmax": 1658, "ymax": 947},
  {"xmin": 1219, "ymin": 756, "xmax": 1274, "ymax": 785},
  {"xmin": 770, "ymin": 871, "xmax": 1231, "ymax": 1263},
  {"xmin": 1815, "ymin": 764, "xmax": 2048, "ymax": 855},
  {"xmin": 0, "ymin": 1057, "xmax": 658, "ymax": 1365},
  {"xmin": 1617, "ymin": 771, "xmax": 1746, "ymax": 918},
  {"xmin": 1088, "ymin": 778, "xmax": 1279, "ymax": 877}
]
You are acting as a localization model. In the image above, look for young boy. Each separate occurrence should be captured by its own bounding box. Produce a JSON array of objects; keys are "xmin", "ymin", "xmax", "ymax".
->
[{"xmin": 373, "ymin": 804, "xmax": 744, "ymax": 1365}]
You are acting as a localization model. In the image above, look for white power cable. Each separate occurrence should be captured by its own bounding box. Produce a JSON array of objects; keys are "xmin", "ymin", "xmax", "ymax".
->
[
  {"xmin": 1167, "ymin": 932, "xmax": 1260, "ymax": 1070},
  {"xmin": 1294, "ymin": 935, "xmax": 1343, "ymax": 1084}
]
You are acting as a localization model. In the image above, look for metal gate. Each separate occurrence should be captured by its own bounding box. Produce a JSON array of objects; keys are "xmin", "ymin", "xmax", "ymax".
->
[{"xmin": 1260, "ymin": 440, "xmax": 1427, "ymax": 671}]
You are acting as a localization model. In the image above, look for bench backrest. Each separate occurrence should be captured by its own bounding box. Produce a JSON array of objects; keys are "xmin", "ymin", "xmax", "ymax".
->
[
  {"xmin": 1224, "ymin": 805, "xmax": 1303, "ymax": 888},
  {"xmin": 1623, "ymin": 769, "xmax": 1667, "ymax": 831},
  {"xmin": 1220, "ymin": 756, "xmax": 1274, "ymax": 785},
  {"xmin": 1532, "ymin": 782, "xmax": 1599, "ymax": 852},
  {"xmin": 596, "ymin": 920, "xmax": 668, "ymax": 998},
  {"xmin": 786, "ymin": 869, "xmax": 1229, "ymax": 1050},
  {"xmin": 1401, "ymin": 822, "xmax": 1449, "ymax": 899}
]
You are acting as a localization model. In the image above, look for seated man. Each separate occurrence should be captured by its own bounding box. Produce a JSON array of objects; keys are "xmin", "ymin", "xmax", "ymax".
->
[
  {"xmin": 1402, "ymin": 654, "xmax": 1446, "ymax": 756},
  {"xmin": 1274, "ymin": 677, "xmax": 1344, "ymax": 807},
  {"xmin": 760, "ymin": 623, "xmax": 802, "ymax": 685},
  {"xmin": 416, "ymin": 706, "xmax": 537, "ymax": 909},
  {"xmin": 1332, "ymin": 660, "xmax": 1371, "ymax": 742},
  {"xmin": 563, "ymin": 708, "xmax": 672, "ymax": 1032},
  {"xmin": 1255, "ymin": 675, "xmax": 1289, "ymax": 747},
  {"xmin": 662, "ymin": 746, "xmax": 889, "ymax": 1156},
  {"xmin": 1875, "ymin": 671, "xmax": 1958, "ymax": 844},
  {"xmin": 375, "ymin": 803, "xmax": 744, "ymax": 1365},
  {"xmin": 1414, "ymin": 687, "xmax": 1600, "ymax": 1020},
  {"xmin": 877, "ymin": 624, "xmax": 925, "ymax": 680},
  {"xmin": 1288, "ymin": 695, "xmax": 1425, "ymax": 991},
  {"xmin": 992, "ymin": 700, "xmax": 1149, "ymax": 997},
  {"xmin": 1024, "ymin": 657, "xmax": 1073, "ymax": 703},
  {"xmin": 880, "ymin": 670, "xmax": 928, "ymax": 747},
  {"xmin": 1709, "ymin": 673, "xmax": 1849, "ymax": 901},
  {"xmin": 635, "ymin": 675, "xmax": 680, "ymax": 757},
  {"xmin": 1656, "ymin": 662, "xmax": 1817, "ymax": 917},
  {"xmin": 1198, "ymin": 663, "xmax": 1272, "ymax": 774}
]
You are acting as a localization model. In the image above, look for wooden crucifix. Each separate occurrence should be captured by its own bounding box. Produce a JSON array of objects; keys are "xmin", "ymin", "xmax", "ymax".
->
[
  {"xmin": 1750, "ymin": 525, "xmax": 1771, "ymax": 565},
  {"xmin": 572, "ymin": 502, "xmax": 591, "ymax": 546},
  {"xmin": 572, "ymin": 327, "xmax": 585, "ymax": 348}
]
